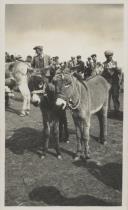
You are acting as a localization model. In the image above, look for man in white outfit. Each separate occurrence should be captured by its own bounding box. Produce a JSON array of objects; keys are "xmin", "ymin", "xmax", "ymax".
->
[{"xmin": 12, "ymin": 57, "xmax": 31, "ymax": 117}]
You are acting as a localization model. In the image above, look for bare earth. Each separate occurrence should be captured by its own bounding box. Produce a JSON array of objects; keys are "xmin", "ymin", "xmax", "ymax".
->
[{"xmin": 5, "ymin": 92, "xmax": 123, "ymax": 206}]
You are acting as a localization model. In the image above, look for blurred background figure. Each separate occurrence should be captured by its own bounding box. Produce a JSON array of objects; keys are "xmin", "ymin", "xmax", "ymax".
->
[
  {"xmin": 68, "ymin": 56, "xmax": 77, "ymax": 72},
  {"xmin": 102, "ymin": 50, "xmax": 121, "ymax": 113},
  {"xmin": 90, "ymin": 54, "xmax": 98, "ymax": 76},
  {"xmin": 5, "ymin": 52, "xmax": 11, "ymax": 63},
  {"xmin": 26, "ymin": 55, "xmax": 32, "ymax": 66},
  {"xmin": 85, "ymin": 57, "xmax": 93, "ymax": 78},
  {"xmin": 75, "ymin": 55, "xmax": 85, "ymax": 78},
  {"xmin": 10, "ymin": 54, "xmax": 15, "ymax": 62}
]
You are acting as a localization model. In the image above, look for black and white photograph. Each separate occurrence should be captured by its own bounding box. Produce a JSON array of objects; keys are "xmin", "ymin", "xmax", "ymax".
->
[{"xmin": 1, "ymin": 0, "xmax": 127, "ymax": 207}]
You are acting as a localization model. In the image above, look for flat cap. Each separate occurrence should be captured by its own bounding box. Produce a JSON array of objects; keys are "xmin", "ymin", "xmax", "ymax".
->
[
  {"xmin": 91, "ymin": 54, "xmax": 97, "ymax": 58},
  {"xmin": 88, "ymin": 57, "xmax": 91, "ymax": 60},
  {"xmin": 104, "ymin": 50, "xmax": 113, "ymax": 56},
  {"xmin": 33, "ymin": 46, "xmax": 43, "ymax": 51},
  {"xmin": 55, "ymin": 56, "xmax": 59, "ymax": 59},
  {"xmin": 77, "ymin": 55, "xmax": 81, "ymax": 59}
]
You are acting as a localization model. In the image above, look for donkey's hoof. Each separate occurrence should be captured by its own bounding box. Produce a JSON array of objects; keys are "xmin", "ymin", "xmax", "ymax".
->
[
  {"xmin": 40, "ymin": 155, "xmax": 46, "ymax": 160},
  {"xmin": 66, "ymin": 140, "xmax": 70, "ymax": 144},
  {"xmin": 73, "ymin": 156, "xmax": 80, "ymax": 161},
  {"xmin": 86, "ymin": 155, "xmax": 90, "ymax": 160},
  {"xmin": 103, "ymin": 141, "xmax": 107, "ymax": 145},
  {"xmin": 100, "ymin": 140, "xmax": 107, "ymax": 145},
  {"xmin": 57, "ymin": 155, "xmax": 62, "ymax": 160}
]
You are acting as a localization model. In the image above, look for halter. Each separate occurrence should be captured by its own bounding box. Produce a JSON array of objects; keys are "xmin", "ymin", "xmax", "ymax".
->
[
  {"xmin": 66, "ymin": 76, "xmax": 81, "ymax": 110},
  {"xmin": 31, "ymin": 90, "xmax": 45, "ymax": 94},
  {"xmin": 31, "ymin": 83, "xmax": 47, "ymax": 95}
]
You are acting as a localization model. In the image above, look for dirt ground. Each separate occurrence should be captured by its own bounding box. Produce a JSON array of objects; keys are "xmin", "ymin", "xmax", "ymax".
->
[{"xmin": 5, "ymin": 92, "xmax": 123, "ymax": 206}]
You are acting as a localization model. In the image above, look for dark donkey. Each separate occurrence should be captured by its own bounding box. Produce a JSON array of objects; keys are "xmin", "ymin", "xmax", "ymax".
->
[
  {"xmin": 53, "ymin": 73, "xmax": 110, "ymax": 160},
  {"xmin": 28, "ymin": 74, "xmax": 63, "ymax": 159}
]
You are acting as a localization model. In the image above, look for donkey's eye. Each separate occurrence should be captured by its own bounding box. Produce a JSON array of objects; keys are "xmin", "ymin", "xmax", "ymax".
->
[{"xmin": 38, "ymin": 83, "xmax": 43, "ymax": 88}]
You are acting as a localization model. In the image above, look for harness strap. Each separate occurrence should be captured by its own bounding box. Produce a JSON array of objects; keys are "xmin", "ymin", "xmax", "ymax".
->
[
  {"xmin": 31, "ymin": 83, "xmax": 47, "ymax": 95},
  {"xmin": 67, "ymin": 75, "xmax": 90, "ymax": 111},
  {"xmin": 31, "ymin": 90, "xmax": 45, "ymax": 94}
]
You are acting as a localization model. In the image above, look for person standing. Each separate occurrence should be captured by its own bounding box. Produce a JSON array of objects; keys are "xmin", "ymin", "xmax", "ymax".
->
[
  {"xmin": 85, "ymin": 57, "xmax": 93, "ymax": 78},
  {"xmin": 102, "ymin": 50, "xmax": 121, "ymax": 112},
  {"xmin": 91, "ymin": 54, "xmax": 98, "ymax": 76},
  {"xmin": 68, "ymin": 56, "xmax": 77, "ymax": 72},
  {"xmin": 74, "ymin": 55, "xmax": 85, "ymax": 79},
  {"xmin": 32, "ymin": 46, "xmax": 51, "ymax": 82}
]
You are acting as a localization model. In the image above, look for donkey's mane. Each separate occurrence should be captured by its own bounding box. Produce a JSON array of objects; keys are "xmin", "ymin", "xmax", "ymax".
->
[{"xmin": 72, "ymin": 72, "xmax": 88, "ymax": 91}]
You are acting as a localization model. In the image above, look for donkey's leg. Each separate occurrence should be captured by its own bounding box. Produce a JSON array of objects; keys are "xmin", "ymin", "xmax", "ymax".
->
[
  {"xmin": 97, "ymin": 110, "xmax": 104, "ymax": 142},
  {"xmin": 97, "ymin": 105, "xmax": 108, "ymax": 145},
  {"xmin": 82, "ymin": 120, "xmax": 90, "ymax": 159},
  {"xmin": 72, "ymin": 117, "xmax": 82, "ymax": 160},
  {"xmin": 108, "ymin": 88, "xmax": 112, "ymax": 112},
  {"xmin": 25, "ymin": 85, "xmax": 31, "ymax": 115},
  {"xmin": 53, "ymin": 120, "xmax": 62, "ymax": 159},
  {"xmin": 41, "ymin": 115, "xmax": 50, "ymax": 159}
]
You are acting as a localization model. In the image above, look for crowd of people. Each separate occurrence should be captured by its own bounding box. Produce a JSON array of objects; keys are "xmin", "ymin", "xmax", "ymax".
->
[
  {"xmin": 5, "ymin": 45, "xmax": 123, "ymax": 112},
  {"xmin": 5, "ymin": 48, "xmax": 107, "ymax": 79}
]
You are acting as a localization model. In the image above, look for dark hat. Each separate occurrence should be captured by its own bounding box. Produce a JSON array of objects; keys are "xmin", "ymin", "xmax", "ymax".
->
[
  {"xmin": 26, "ymin": 55, "xmax": 32, "ymax": 58},
  {"xmin": 88, "ymin": 57, "xmax": 91, "ymax": 60},
  {"xmin": 55, "ymin": 56, "xmax": 59, "ymax": 59},
  {"xmin": 77, "ymin": 55, "xmax": 81, "ymax": 59},
  {"xmin": 104, "ymin": 50, "xmax": 113, "ymax": 57},
  {"xmin": 91, "ymin": 54, "xmax": 97, "ymax": 58},
  {"xmin": 71, "ymin": 56, "xmax": 75, "ymax": 59},
  {"xmin": 33, "ymin": 46, "xmax": 43, "ymax": 51}
]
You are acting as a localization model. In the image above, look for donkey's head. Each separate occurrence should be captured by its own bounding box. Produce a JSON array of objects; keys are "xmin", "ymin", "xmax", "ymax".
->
[
  {"xmin": 28, "ymin": 75, "xmax": 45, "ymax": 106},
  {"xmin": 53, "ymin": 73, "xmax": 76, "ymax": 109}
]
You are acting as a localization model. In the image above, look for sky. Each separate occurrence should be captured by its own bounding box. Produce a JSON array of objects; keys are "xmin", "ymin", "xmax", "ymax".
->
[{"xmin": 5, "ymin": 4, "xmax": 124, "ymax": 67}]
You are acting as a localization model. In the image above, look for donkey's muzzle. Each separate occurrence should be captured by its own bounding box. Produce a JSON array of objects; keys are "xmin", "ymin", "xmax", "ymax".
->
[{"xmin": 31, "ymin": 93, "xmax": 41, "ymax": 106}]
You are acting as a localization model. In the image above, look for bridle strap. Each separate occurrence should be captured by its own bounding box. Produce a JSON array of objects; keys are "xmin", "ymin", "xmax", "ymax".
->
[
  {"xmin": 31, "ymin": 83, "xmax": 47, "ymax": 95},
  {"xmin": 31, "ymin": 90, "xmax": 45, "ymax": 94},
  {"xmin": 67, "ymin": 76, "xmax": 81, "ymax": 110}
]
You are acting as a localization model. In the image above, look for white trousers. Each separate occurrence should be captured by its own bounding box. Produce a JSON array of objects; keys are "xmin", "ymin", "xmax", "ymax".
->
[{"xmin": 18, "ymin": 80, "xmax": 30, "ymax": 112}]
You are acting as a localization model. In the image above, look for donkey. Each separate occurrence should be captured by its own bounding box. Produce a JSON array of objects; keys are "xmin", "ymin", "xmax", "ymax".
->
[
  {"xmin": 29, "ymin": 75, "xmax": 63, "ymax": 159},
  {"xmin": 53, "ymin": 73, "xmax": 110, "ymax": 160}
]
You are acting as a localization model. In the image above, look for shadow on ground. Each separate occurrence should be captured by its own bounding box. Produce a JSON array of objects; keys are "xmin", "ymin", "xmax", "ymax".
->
[
  {"xmin": 5, "ymin": 127, "xmax": 69, "ymax": 157},
  {"xmin": 5, "ymin": 107, "xmax": 20, "ymax": 115},
  {"xmin": 73, "ymin": 160, "xmax": 122, "ymax": 191},
  {"xmin": 29, "ymin": 185, "xmax": 121, "ymax": 206},
  {"xmin": 5, "ymin": 127, "xmax": 58, "ymax": 156},
  {"xmin": 6, "ymin": 127, "xmax": 43, "ymax": 155}
]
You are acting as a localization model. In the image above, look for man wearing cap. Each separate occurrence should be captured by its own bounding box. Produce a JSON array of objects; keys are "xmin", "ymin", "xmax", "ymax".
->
[
  {"xmin": 32, "ymin": 46, "xmax": 51, "ymax": 80},
  {"xmin": 74, "ymin": 55, "xmax": 85, "ymax": 78},
  {"xmin": 90, "ymin": 54, "xmax": 97, "ymax": 76},
  {"xmin": 102, "ymin": 50, "xmax": 121, "ymax": 112},
  {"xmin": 54, "ymin": 56, "xmax": 61, "ymax": 70},
  {"xmin": 68, "ymin": 57, "xmax": 77, "ymax": 72},
  {"xmin": 49, "ymin": 56, "xmax": 61, "ymax": 78},
  {"xmin": 90, "ymin": 54, "xmax": 103, "ymax": 76}
]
